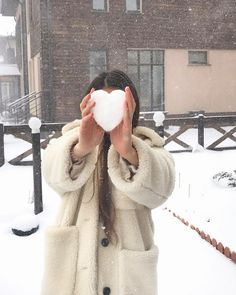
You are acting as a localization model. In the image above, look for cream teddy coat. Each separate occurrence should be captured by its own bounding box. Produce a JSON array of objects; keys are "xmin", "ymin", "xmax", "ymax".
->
[{"xmin": 40, "ymin": 119, "xmax": 175, "ymax": 295}]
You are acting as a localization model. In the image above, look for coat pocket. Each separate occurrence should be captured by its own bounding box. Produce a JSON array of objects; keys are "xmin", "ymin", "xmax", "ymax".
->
[
  {"xmin": 40, "ymin": 226, "xmax": 79, "ymax": 295},
  {"xmin": 118, "ymin": 244, "xmax": 159, "ymax": 295}
]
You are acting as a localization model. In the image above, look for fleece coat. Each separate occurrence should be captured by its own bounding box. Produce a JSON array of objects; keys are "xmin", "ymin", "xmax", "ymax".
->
[{"xmin": 40, "ymin": 119, "xmax": 175, "ymax": 295}]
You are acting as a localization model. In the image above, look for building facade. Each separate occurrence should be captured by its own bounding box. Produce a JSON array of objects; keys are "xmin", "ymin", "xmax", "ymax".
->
[
  {"xmin": 1, "ymin": 0, "xmax": 236, "ymax": 122},
  {"xmin": 0, "ymin": 35, "xmax": 20, "ymax": 120}
]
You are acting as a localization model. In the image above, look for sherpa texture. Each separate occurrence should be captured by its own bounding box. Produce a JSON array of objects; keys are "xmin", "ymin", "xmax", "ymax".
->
[
  {"xmin": 108, "ymin": 130, "xmax": 175, "ymax": 209},
  {"xmin": 40, "ymin": 119, "xmax": 175, "ymax": 295}
]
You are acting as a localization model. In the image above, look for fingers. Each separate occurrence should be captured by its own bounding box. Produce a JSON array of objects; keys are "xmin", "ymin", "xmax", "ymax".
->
[
  {"xmin": 125, "ymin": 86, "xmax": 136, "ymax": 116},
  {"xmin": 82, "ymin": 101, "xmax": 95, "ymax": 118},
  {"xmin": 123, "ymin": 99, "xmax": 131, "ymax": 128},
  {"xmin": 80, "ymin": 88, "xmax": 95, "ymax": 112},
  {"xmin": 82, "ymin": 112, "xmax": 93, "ymax": 124}
]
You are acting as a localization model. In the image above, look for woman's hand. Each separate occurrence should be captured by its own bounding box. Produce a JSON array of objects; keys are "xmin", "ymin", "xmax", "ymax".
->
[
  {"xmin": 109, "ymin": 86, "xmax": 138, "ymax": 167},
  {"xmin": 73, "ymin": 89, "xmax": 104, "ymax": 159}
]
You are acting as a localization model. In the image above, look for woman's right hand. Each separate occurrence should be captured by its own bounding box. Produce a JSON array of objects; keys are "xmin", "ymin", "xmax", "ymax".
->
[{"xmin": 73, "ymin": 89, "xmax": 104, "ymax": 158}]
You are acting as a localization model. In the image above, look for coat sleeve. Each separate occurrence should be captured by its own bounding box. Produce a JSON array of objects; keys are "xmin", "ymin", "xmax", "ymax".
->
[
  {"xmin": 107, "ymin": 135, "xmax": 175, "ymax": 209},
  {"xmin": 41, "ymin": 128, "xmax": 98, "ymax": 196}
]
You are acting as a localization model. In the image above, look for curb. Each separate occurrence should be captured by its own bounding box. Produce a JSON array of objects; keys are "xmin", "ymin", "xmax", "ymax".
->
[{"xmin": 164, "ymin": 207, "xmax": 236, "ymax": 264}]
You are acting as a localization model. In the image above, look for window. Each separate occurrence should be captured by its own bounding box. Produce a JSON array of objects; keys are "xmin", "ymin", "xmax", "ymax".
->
[
  {"xmin": 7, "ymin": 48, "xmax": 16, "ymax": 63},
  {"xmin": 1, "ymin": 81, "xmax": 17, "ymax": 101},
  {"xmin": 92, "ymin": 0, "xmax": 108, "ymax": 11},
  {"xmin": 126, "ymin": 0, "xmax": 141, "ymax": 12},
  {"xmin": 89, "ymin": 50, "xmax": 107, "ymax": 81},
  {"xmin": 128, "ymin": 50, "xmax": 164, "ymax": 111},
  {"xmin": 188, "ymin": 51, "xmax": 208, "ymax": 65}
]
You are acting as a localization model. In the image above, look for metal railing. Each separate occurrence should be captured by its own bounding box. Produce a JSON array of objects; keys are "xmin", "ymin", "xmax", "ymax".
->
[{"xmin": 7, "ymin": 91, "xmax": 43, "ymax": 124}]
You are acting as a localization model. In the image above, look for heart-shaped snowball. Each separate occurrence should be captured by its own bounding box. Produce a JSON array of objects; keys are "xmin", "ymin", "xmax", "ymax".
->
[{"xmin": 90, "ymin": 89, "xmax": 126, "ymax": 132}]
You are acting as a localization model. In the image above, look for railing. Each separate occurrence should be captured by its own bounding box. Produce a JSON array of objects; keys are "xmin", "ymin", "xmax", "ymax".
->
[
  {"xmin": 1, "ymin": 113, "xmax": 236, "ymax": 167},
  {"xmin": 140, "ymin": 112, "xmax": 236, "ymax": 152},
  {"xmin": 7, "ymin": 91, "xmax": 43, "ymax": 125}
]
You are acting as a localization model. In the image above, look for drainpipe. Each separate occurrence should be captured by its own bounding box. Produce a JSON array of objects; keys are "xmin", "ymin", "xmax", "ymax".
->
[
  {"xmin": 40, "ymin": 0, "xmax": 54, "ymax": 122},
  {"xmin": 17, "ymin": 0, "xmax": 29, "ymax": 96}
]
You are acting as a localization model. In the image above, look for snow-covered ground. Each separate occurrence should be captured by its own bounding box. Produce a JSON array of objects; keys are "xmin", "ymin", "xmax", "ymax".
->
[{"xmin": 0, "ymin": 130, "xmax": 236, "ymax": 295}]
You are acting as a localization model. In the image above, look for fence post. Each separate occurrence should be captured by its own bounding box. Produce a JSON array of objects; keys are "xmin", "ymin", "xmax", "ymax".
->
[
  {"xmin": 0, "ymin": 124, "xmax": 4, "ymax": 167},
  {"xmin": 198, "ymin": 114, "xmax": 204, "ymax": 147},
  {"xmin": 28, "ymin": 117, "xmax": 43, "ymax": 214},
  {"xmin": 153, "ymin": 111, "xmax": 165, "ymax": 138}
]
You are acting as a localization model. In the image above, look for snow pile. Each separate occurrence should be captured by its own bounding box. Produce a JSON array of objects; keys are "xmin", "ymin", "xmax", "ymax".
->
[{"xmin": 11, "ymin": 213, "xmax": 39, "ymax": 236}]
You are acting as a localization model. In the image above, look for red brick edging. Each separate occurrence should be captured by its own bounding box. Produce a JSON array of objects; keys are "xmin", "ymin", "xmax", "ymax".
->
[{"xmin": 164, "ymin": 207, "xmax": 236, "ymax": 264}]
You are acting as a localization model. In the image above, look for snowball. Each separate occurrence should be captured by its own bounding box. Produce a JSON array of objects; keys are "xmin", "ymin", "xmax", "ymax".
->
[
  {"xmin": 11, "ymin": 213, "xmax": 40, "ymax": 231},
  {"xmin": 28, "ymin": 117, "xmax": 42, "ymax": 133},
  {"xmin": 153, "ymin": 111, "xmax": 165, "ymax": 126},
  {"xmin": 90, "ymin": 89, "xmax": 126, "ymax": 132}
]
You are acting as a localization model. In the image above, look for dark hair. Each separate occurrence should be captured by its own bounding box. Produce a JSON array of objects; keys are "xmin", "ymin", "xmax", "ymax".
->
[{"xmin": 85, "ymin": 69, "xmax": 140, "ymax": 245}]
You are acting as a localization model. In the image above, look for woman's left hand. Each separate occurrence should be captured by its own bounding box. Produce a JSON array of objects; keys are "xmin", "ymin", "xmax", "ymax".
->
[{"xmin": 109, "ymin": 86, "xmax": 138, "ymax": 166}]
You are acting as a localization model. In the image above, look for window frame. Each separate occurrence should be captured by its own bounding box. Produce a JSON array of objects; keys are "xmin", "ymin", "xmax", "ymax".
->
[
  {"xmin": 125, "ymin": 0, "xmax": 142, "ymax": 13},
  {"xmin": 92, "ymin": 0, "xmax": 109, "ymax": 12},
  {"xmin": 188, "ymin": 50, "xmax": 209, "ymax": 65},
  {"xmin": 89, "ymin": 50, "xmax": 107, "ymax": 82},
  {"xmin": 127, "ymin": 49, "xmax": 165, "ymax": 111}
]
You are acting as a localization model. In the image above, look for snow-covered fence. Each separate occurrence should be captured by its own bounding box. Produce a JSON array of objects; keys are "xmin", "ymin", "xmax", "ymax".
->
[
  {"xmin": 0, "ymin": 113, "xmax": 236, "ymax": 167},
  {"xmin": 140, "ymin": 112, "xmax": 236, "ymax": 152},
  {"xmin": 1, "ymin": 123, "xmax": 64, "ymax": 166}
]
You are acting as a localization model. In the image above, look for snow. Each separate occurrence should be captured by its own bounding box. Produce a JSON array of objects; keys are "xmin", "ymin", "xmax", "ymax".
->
[
  {"xmin": 90, "ymin": 89, "xmax": 126, "ymax": 132},
  {"xmin": 153, "ymin": 111, "xmax": 165, "ymax": 126},
  {"xmin": 28, "ymin": 117, "xmax": 42, "ymax": 134},
  {"xmin": 11, "ymin": 213, "xmax": 40, "ymax": 232},
  {"xmin": 0, "ymin": 64, "xmax": 20, "ymax": 76},
  {"xmin": 0, "ymin": 15, "xmax": 15, "ymax": 36},
  {"xmin": 1, "ymin": 131, "xmax": 236, "ymax": 294}
]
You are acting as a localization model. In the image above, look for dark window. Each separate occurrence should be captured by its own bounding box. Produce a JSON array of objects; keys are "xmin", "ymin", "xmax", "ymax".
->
[
  {"xmin": 188, "ymin": 51, "xmax": 208, "ymax": 65},
  {"xmin": 1, "ymin": 80, "xmax": 18, "ymax": 102},
  {"xmin": 126, "ymin": 0, "xmax": 141, "ymax": 12},
  {"xmin": 6, "ymin": 48, "xmax": 16, "ymax": 63},
  {"xmin": 128, "ymin": 50, "xmax": 164, "ymax": 111},
  {"xmin": 92, "ymin": 0, "xmax": 107, "ymax": 11},
  {"xmin": 89, "ymin": 50, "xmax": 107, "ymax": 81}
]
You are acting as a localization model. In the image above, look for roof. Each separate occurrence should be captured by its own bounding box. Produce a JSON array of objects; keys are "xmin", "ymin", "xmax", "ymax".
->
[{"xmin": 0, "ymin": 63, "xmax": 20, "ymax": 76}]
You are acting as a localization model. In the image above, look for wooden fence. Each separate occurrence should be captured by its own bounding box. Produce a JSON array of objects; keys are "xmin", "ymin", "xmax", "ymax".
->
[{"xmin": 1, "ymin": 113, "xmax": 236, "ymax": 166}]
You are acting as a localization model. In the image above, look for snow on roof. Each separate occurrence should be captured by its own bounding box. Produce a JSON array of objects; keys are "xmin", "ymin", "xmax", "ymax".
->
[{"xmin": 0, "ymin": 63, "xmax": 20, "ymax": 76}]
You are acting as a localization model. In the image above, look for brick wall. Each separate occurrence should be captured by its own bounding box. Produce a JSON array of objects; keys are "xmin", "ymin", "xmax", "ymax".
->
[{"xmin": 39, "ymin": 0, "xmax": 236, "ymax": 122}]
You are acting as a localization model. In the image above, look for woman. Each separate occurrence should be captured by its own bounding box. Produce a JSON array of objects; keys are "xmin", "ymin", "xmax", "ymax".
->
[{"xmin": 40, "ymin": 70, "xmax": 175, "ymax": 295}]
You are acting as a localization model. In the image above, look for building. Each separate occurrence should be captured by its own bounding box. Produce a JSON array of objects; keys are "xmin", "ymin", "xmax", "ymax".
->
[
  {"xmin": 1, "ymin": 0, "xmax": 236, "ymax": 122},
  {"xmin": 0, "ymin": 35, "xmax": 20, "ymax": 120}
]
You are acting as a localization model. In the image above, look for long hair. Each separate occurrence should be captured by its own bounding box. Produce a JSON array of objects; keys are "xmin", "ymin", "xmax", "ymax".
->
[{"xmin": 84, "ymin": 69, "xmax": 140, "ymax": 245}]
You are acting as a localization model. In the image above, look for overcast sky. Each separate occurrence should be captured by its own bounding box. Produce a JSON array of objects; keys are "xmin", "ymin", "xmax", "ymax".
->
[{"xmin": 0, "ymin": 14, "xmax": 15, "ymax": 36}]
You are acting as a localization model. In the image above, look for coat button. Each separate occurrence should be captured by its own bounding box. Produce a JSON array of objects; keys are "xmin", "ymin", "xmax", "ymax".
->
[
  {"xmin": 103, "ymin": 287, "xmax": 111, "ymax": 294},
  {"xmin": 101, "ymin": 238, "xmax": 109, "ymax": 247}
]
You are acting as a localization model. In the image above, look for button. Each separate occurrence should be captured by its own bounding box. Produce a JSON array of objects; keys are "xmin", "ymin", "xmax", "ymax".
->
[
  {"xmin": 101, "ymin": 238, "xmax": 109, "ymax": 247},
  {"xmin": 103, "ymin": 287, "xmax": 111, "ymax": 295}
]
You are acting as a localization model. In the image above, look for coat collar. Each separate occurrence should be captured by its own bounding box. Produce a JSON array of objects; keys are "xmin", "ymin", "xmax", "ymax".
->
[{"xmin": 61, "ymin": 119, "xmax": 165, "ymax": 148}]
